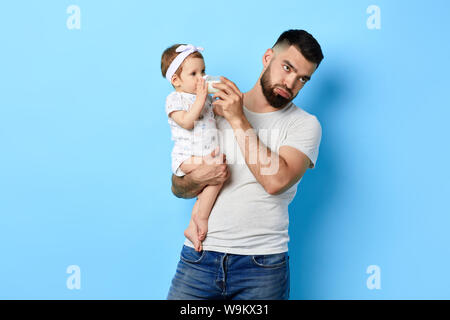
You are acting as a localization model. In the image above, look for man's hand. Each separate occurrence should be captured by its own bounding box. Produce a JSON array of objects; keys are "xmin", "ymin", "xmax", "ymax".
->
[
  {"xmin": 191, "ymin": 147, "xmax": 229, "ymax": 186},
  {"xmin": 171, "ymin": 148, "xmax": 230, "ymax": 199},
  {"xmin": 212, "ymin": 76, "xmax": 245, "ymax": 126}
]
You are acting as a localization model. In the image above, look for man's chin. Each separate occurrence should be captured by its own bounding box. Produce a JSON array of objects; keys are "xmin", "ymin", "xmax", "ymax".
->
[
  {"xmin": 259, "ymin": 71, "xmax": 293, "ymax": 108},
  {"xmin": 273, "ymin": 101, "xmax": 290, "ymax": 109},
  {"xmin": 268, "ymin": 94, "xmax": 291, "ymax": 109}
]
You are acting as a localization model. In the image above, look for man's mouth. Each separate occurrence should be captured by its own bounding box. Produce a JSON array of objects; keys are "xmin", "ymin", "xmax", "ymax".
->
[{"xmin": 274, "ymin": 87, "xmax": 291, "ymax": 99}]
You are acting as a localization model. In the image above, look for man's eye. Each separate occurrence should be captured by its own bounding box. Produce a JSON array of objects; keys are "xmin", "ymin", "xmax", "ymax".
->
[
  {"xmin": 299, "ymin": 77, "xmax": 309, "ymax": 84},
  {"xmin": 283, "ymin": 65, "xmax": 290, "ymax": 72},
  {"xmin": 191, "ymin": 72, "xmax": 196, "ymax": 76}
]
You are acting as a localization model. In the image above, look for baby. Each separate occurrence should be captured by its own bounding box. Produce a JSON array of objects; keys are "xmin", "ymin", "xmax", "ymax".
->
[{"xmin": 161, "ymin": 44, "xmax": 224, "ymax": 252}]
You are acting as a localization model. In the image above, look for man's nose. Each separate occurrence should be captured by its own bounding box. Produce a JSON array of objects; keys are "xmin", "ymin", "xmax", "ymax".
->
[{"xmin": 284, "ymin": 74, "xmax": 297, "ymax": 90}]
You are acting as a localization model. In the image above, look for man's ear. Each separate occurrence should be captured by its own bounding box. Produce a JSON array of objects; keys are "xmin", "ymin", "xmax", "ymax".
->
[{"xmin": 262, "ymin": 48, "xmax": 275, "ymax": 68}]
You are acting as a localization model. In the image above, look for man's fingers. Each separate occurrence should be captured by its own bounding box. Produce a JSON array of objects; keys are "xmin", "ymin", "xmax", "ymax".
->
[
  {"xmin": 212, "ymin": 105, "xmax": 224, "ymax": 117},
  {"xmin": 212, "ymin": 90, "xmax": 231, "ymax": 101},
  {"xmin": 205, "ymin": 147, "xmax": 223, "ymax": 164},
  {"xmin": 212, "ymin": 100, "xmax": 225, "ymax": 116},
  {"xmin": 221, "ymin": 164, "xmax": 228, "ymax": 174},
  {"xmin": 209, "ymin": 147, "xmax": 217, "ymax": 158},
  {"xmin": 213, "ymin": 146, "xmax": 220, "ymax": 158},
  {"xmin": 219, "ymin": 76, "xmax": 242, "ymax": 97},
  {"xmin": 221, "ymin": 167, "xmax": 230, "ymax": 181},
  {"xmin": 211, "ymin": 82, "xmax": 233, "ymax": 96}
]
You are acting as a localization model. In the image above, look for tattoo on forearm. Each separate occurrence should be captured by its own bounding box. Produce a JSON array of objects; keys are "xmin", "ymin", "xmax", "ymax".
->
[{"xmin": 171, "ymin": 175, "xmax": 200, "ymax": 199}]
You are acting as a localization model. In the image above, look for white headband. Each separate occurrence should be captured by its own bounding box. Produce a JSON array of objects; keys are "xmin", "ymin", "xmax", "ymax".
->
[{"xmin": 165, "ymin": 44, "xmax": 204, "ymax": 82}]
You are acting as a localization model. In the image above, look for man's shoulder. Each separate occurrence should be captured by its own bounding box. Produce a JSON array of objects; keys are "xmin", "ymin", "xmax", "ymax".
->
[{"xmin": 283, "ymin": 102, "xmax": 321, "ymax": 127}]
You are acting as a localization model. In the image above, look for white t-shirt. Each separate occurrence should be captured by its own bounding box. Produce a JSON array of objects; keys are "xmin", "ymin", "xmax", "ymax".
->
[
  {"xmin": 184, "ymin": 102, "xmax": 322, "ymax": 255},
  {"xmin": 165, "ymin": 91, "xmax": 219, "ymax": 176}
]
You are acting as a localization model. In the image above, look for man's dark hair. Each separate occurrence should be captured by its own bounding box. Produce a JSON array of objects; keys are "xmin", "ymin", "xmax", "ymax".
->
[{"xmin": 273, "ymin": 29, "xmax": 324, "ymax": 68}]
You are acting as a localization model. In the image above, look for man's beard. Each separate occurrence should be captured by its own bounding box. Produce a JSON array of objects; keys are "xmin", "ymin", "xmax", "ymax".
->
[{"xmin": 260, "ymin": 64, "xmax": 296, "ymax": 109}]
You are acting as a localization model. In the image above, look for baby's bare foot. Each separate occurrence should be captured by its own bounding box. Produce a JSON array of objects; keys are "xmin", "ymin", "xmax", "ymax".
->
[
  {"xmin": 193, "ymin": 214, "xmax": 208, "ymax": 242},
  {"xmin": 184, "ymin": 219, "xmax": 203, "ymax": 252}
]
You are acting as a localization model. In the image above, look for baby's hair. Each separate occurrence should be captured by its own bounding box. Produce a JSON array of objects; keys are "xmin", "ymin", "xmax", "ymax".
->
[{"xmin": 161, "ymin": 44, "xmax": 204, "ymax": 80}]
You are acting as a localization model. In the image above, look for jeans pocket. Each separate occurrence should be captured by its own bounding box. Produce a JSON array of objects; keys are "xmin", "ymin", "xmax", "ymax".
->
[
  {"xmin": 251, "ymin": 252, "xmax": 288, "ymax": 268},
  {"xmin": 180, "ymin": 245, "xmax": 206, "ymax": 264}
]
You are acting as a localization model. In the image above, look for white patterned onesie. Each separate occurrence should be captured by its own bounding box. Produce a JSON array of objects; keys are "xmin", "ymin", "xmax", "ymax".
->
[{"xmin": 165, "ymin": 91, "xmax": 219, "ymax": 177}]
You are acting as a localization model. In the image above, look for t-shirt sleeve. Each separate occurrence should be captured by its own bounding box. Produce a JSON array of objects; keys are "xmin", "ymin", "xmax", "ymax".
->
[
  {"xmin": 279, "ymin": 115, "xmax": 322, "ymax": 169},
  {"xmin": 165, "ymin": 92, "xmax": 186, "ymax": 117}
]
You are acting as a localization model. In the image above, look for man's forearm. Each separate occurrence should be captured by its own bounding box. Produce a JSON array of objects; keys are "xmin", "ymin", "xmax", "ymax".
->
[
  {"xmin": 230, "ymin": 116, "xmax": 288, "ymax": 194},
  {"xmin": 171, "ymin": 174, "xmax": 204, "ymax": 199}
]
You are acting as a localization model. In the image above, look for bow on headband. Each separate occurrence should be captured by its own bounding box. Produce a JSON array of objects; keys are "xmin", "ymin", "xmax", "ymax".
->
[{"xmin": 165, "ymin": 44, "xmax": 204, "ymax": 82}]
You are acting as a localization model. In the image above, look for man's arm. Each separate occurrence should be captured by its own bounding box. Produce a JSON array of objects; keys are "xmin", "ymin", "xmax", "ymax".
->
[
  {"xmin": 229, "ymin": 116, "xmax": 310, "ymax": 195},
  {"xmin": 171, "ymin": 149, "xmax": 230, "ymax": 199},
  {"xmin": 212, "ymin": 77, "xmax": 311, "ymax": 195},
  {"xmin": 171, "ymin": 174, "xmax": 204, "ymax": 199}
]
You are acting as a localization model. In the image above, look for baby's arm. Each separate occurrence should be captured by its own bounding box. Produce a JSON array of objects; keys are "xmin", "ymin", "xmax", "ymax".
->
[{"xmin": 169, "ymin": 78, "xmax": 208, "ymax": 130}]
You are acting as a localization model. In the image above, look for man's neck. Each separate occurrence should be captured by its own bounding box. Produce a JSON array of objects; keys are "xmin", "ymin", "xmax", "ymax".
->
[{"xmin": 243, "ymin": 79, "xmax": 279, "ymax": 114}]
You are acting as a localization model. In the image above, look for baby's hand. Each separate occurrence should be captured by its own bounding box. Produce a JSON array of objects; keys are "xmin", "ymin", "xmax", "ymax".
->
[{"xmin": 196, "ymin": 77, "xmax": 208, "ymax": 100}]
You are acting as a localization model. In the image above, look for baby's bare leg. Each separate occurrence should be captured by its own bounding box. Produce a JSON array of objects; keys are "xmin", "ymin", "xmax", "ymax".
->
[
  {"xmin": 180, "ymin": 155, "xmax": 224, "ymax": 250},
  {"xmin": 184, "ymin": 200, "xmax": 203, "ymax": 252},
  {"xmin": 180, "ymin": 157, "xmax": 204, "ymax": 251},
  {"xmin": 193, "ymin": 182, "xmax": 224, "ymax": 242}
]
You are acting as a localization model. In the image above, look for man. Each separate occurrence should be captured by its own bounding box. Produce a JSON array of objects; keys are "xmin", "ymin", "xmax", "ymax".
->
[{"xmin": 167, "ymin": 29, "xmax": 324, "ymax": 300}]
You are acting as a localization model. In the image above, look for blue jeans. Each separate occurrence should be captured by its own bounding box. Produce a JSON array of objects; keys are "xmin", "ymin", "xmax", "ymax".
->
[{"xmin": 167, "ymin": 245, "xmax": 290, "ymax": 300}]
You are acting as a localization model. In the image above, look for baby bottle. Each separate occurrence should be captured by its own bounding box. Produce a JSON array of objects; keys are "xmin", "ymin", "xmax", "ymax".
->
[{"xmin": 203, "ymin": 75, "xmax": 221, "ymax": 94}]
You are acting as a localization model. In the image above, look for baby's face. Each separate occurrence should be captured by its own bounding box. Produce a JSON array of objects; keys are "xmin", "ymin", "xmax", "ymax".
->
[{"xmin": 174, "ymin": 57, "xmax": 206, "ymax": 94}]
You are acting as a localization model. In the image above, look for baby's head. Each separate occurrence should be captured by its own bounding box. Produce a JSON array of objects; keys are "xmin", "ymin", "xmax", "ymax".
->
[{"xmin": 161, "ymin": 44, "xmax": 206, "ymax": 94}]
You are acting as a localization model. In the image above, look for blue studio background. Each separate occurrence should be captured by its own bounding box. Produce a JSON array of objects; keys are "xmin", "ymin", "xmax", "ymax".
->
[{"xmin": 1, "ymin": 0, "xmax": 449, "ymax": 299}]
